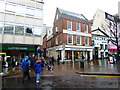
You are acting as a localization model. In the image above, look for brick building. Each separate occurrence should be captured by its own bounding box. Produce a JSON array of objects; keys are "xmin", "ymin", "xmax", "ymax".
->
[{"xmin": 47, "ymin": 8, "xmax": 93, "ymax": 62}]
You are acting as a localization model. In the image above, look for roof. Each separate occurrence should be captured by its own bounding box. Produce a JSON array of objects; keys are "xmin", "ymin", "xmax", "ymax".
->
[{"xmin": 58, "ymin": 8, "xmax": 89, "ymax": 22}]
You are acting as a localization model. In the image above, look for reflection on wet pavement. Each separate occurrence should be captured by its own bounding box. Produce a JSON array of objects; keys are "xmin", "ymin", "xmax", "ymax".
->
[{"xmin": 2, "ymin": 75, "xmax": 119, "ymax": 88}]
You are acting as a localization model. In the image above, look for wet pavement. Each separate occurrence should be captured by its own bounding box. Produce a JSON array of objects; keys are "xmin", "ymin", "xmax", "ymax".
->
[
  {"xmin": 2, "ymin": 59, "xmax": 120, "ymax": 78},
  {"xmin": 2, "ymin": 59, "xmax": 120, "ymax": 89},
  {"xmin": 2, "ymin": 75, "xmax": 120, "ymax": 89}
]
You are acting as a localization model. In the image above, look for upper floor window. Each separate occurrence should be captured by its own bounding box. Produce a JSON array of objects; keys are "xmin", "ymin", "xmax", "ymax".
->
[
  {"xmin": 4, "ymin": 24, "xmax": 14, "ymax": 34},
  {"xmin": 84, "ymin": 24, "xmax": 88, "ymax": 33},
  {"xmin": 56, "ymin": 26, "xmax": 58, "ymax": 32},
  {"xmin": 85, "ymin": 37, "xmax": 89, "ymax": 45},
  {"xmin": 67, "ymin": 21, "xmax": 72, "ymax": 30},
  {"xmin": 105, "ymin": 45, "xmax": 108, "ymax": 50},
  {"xmin": 15, "ymin": 25, "xmax": 24, "ymax": 35},
  {"xmin": 67, "ymin": 34, "xmax": 73, "ymax": 44},
  {"xmin": 56, "ymin": 36, "xmax": 58, "ymax": 45},
  {"xmin": 76, "ymin": 23, "xmax": 81, "ymax": 31},
  {"xmin": 100, "ymin": 44, "xmax": 103, "ymax": 50},
  {"xmin": 76, "ymin": 36, "xmax": 81, "ymax": 45},
  {"xmin": 56, "ymin": 14, "xmax": 58, "ymax": 20}
]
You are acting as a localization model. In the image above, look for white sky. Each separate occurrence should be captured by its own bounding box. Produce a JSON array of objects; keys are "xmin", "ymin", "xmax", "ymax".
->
[{"xmin": 43, "ymin": 0, "xmax": 120, "ymax": 27}]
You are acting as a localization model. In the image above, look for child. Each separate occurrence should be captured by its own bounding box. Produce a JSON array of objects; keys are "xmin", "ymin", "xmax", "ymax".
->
[{"xmin": 34, "ymin": 58, "xmax": 43, "ymax": 83}]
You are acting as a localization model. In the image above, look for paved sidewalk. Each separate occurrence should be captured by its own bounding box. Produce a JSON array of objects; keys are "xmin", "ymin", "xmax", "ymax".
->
[{"xmin": 1, "ymin": 59, "xmax": 120, "ymax": 78}]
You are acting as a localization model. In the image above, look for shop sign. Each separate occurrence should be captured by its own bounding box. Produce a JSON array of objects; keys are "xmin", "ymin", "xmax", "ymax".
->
[
  {"xmin": 2, "ymin": 46, "xmax": 35, "ymax": 51},
  {"xmin": 65, "ymin": 48, "xmax": 92, "ymax": 51}
]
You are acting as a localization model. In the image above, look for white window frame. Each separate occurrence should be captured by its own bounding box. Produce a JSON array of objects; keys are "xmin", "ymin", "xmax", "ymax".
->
[
  {"xmin": 76, "ymin": 36, "xmax": 81, "ymax": 45},
  {"xmin": 56, "ymin": 14, "xmax": 58, "ymax": 20},
  {"xmin": 84, "ymin": 37, "xmax": 89, "ymax": 45},
  {"xmin": 67, "ymin": 20, "xmax": 72, "ymax": 30},
  {"xmin": 84, "ymin": 24, "xmax": 88, "ymax": 33},
  {"xmin": 76, "ymin": 22, "xmax": 81, "ymax": 31},
  {"xmin": 56, "ymin": 36, "xmax": 58, "ymax": 45},
  {"xmin": 56, "ymin": 26, "xmax": 58, "ymax": 32},
  {"xmin": 67, "ymin": 34, "xmax": 73, "ymax": 44}
]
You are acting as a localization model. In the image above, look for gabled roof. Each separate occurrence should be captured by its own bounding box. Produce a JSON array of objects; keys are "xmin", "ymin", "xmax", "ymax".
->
[
  {"xmin": 58, "ymin": 8, "xmax": 89, "ymax": 22},
  {"xmin": 92, "ymin": 28, "xmax": 109, "ymax": 37}
]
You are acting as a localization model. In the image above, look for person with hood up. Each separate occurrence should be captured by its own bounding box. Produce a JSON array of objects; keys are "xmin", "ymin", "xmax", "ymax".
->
[
  {"xmin": 34, "ymin": 58, "xmax": 43, "ymax": 83},
  {"xmin": 20, "ymin": 56, "xmax": 31, "ymax": 69},
  {"xmin": 22, "ymin": 59, "xmax": 30, "ymax": 84}
]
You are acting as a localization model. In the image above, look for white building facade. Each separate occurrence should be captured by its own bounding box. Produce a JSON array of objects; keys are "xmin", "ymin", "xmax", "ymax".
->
[{"xmin": 0, "ymin": 0, "xmax": 44, "ymax": 61}]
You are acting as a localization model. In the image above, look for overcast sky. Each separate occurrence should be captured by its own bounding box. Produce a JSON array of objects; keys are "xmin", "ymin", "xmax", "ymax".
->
[{"xmin": 43, "ymin": 0, "xmax": 120, "ymax": 26}]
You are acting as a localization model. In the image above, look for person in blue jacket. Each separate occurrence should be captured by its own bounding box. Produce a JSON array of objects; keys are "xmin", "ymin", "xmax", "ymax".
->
[
  {"xmin": 20, "ymin": 56, "xmax": 31, "ymax": 69},
  {"xmin": 34, "ymin": 58, "xmax": 43, "ymax": 83},
  {"xmin": 22, "ymin": 59, "xmax": 30, "ymax": 84}
]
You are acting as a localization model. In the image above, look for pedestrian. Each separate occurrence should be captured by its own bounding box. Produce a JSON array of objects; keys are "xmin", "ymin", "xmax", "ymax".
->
[
  {"xmin": 57, "ymin": 55, "xmax": 60, "ymax": 65},
  {"xmin": 29, "ymin": 54, "xmax": 36, "ymax": 69},
  {"xmin": 20, "ymin": 56, "xmax": 31, "ymax": 69},
  {"xmin": 22, "ymin": 59, "xmax": 31, "ymax": 84},
  {"xmin": 34, "ymin": 58, "xmax": 43, "ymax": 83},
  {"xmin": 11, "ymin": 56, "xmax": 17, "ymax": 70},
  {"xmin": 51, "ymin": 56, "xmax": 54, "ymax": 65}
]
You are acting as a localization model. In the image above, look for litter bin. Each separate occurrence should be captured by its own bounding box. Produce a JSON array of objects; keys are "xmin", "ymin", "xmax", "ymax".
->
[{"xmin": 80, "ymin": 59, "xmax": 84, "ymax": 68}]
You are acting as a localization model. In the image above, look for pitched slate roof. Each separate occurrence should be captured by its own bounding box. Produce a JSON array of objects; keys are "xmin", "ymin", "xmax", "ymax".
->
[{"xmin": 58, "ymin": 8, "xmax": 89, "ymax": 22}]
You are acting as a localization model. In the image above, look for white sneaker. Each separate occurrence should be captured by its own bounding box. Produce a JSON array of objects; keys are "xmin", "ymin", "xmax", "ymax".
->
[{"xmin": 36, "ymin": 81, "xmax": 39, "ymax": 83}]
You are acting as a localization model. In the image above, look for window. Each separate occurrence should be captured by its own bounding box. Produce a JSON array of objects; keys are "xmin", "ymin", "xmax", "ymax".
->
[
  {"xmin": 34, "ymin": 9, "xmax": 43, "ymax": 19},
  {"xmin": 56, "ymin": 26, "xmax": 58, "ymax": 32},
  {"xmin": 105, "ymin": 45, "xmax": 108, "ymax": 50},
  {"xmin": 4, "ymin": 24, "xmax": 14, "ymax": 34},
  {"xmin": 34, "ymin": 27, "xmax": 41, "ymax": 35},
  {"xmin": 67, "ymin": 21, "xmax": 72, "ymax": 30},
  {"xmin": 15, "ymin": 25, "xmax": 24, "ymax": 35},
  {"xmin": 68, "ymin": 34, "xmax": 72, "ymax": 44},
  {"xmin": 84, "ymin": 24, "xmax": 88, "ymax": 33},
  {"xmin": 76, "ymin": 23, "xmax": 80, "ymax": 31},
  {"xmin": 25, "ymin": 27, "xmax": 33, "ymax": 36},
  {"xmin": 6, "ymin": 4, "xmax": 16, "ymax": 13},
  {"xmin": 85, "ymin": 37, "xmax": 89, "ymax": 45},
  {"xmin": 56, "ymin": 14, "xmax": 58, "ymax": 20},
  {"xmin": 100, "ymin": 44, "xmax": 103, "ymax": 50},
  {"xmin": 26, "ymin": 7, "xmax": 34, "ymax": 16},
  {"xmin": 16, "ymin": 5, "xmax": 26, "ymax": 16},
  {"xmin": 56, "ymin": 36, "xmax": 58, "ymax": 45},
  {"xmin": 105, "ymin": 52, "xmax": 108, "ymax": 57},
  {"xmin": 0, "ymin": 1, "xmax": 5, "ymax": 12},
  {"xmin": 0, "ymin": 23, "xmax": 3, "ymax": 33},
  {"xmin": 76, "ymin": 36, "xmax": 81, "ymax": 45}
]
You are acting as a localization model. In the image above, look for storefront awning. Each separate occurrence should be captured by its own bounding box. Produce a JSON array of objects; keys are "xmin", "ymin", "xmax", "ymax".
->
[{"xmin": 108, "ymin": 45, "xmax": 117, "ymax": 49}]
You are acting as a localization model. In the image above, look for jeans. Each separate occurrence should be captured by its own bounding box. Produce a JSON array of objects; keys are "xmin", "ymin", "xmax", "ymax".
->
[{"xmin": 36, "ymin": 73, "xmax": 40, "ymax": 82}]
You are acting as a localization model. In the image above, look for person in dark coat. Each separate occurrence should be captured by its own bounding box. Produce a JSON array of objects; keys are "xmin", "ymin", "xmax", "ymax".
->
[
  {"xmin": 11, "ymin": 56, "xmax": 17, "ymax": 70},
  {"xmin": 57, "ymin": 55, "xmax": 60, "ymax": 65},
  {"xmin": 29, "ymin": 54, "xmax": 36, "ymax": 69},
  {"xmin": 22, "ymin": 59, "xmax": 30, "ymax": 84},
  {"xmin": 34, "ymin": 58, "xmax": 43, "ymax": 83}
]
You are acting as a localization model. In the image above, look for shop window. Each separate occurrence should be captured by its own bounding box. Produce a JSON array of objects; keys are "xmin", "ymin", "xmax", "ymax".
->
[
  {"xmin": 67, "ymin": 20, "xmax": 72, "ymax": 30},
  {"xmin": 67, "ymin": 34, "xmax": 72, "ymax": 44}
]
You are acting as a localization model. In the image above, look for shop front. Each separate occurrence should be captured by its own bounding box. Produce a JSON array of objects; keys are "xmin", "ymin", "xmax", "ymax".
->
[
  {"xmin": 108, "ymin": 45, "xmax": 117, "ymax": 55},
  {"xmin": 57, "ymin": 47, "xmax": 93, "ymax": 62},
  {"xmin": 1, "ymin": 45, "xmax": 36, "ymax": 63}
]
